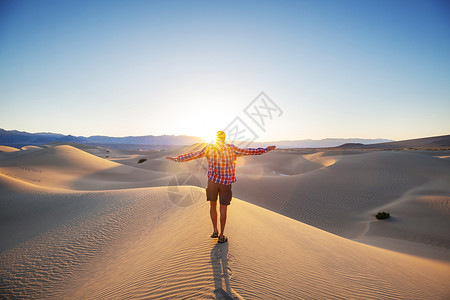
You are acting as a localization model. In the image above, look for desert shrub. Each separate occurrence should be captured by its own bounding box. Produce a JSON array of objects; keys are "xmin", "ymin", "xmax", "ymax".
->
[
  {"xmin": 376, "ymin": 212, "xmax": 390, "ymax": 220},
  {"xmin": 138, "ymin": 158, "xmax": 147, "ymax": 164}
]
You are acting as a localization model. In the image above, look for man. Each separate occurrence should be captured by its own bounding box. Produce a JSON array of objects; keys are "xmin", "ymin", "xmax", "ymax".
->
[{"xmin": 166, "ymin": 131, "xmax": 276, "ymax": 243}]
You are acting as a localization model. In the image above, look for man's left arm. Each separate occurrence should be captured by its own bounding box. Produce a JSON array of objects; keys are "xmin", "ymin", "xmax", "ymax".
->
[{"xmin": 233, "ymin": 145, "xmax": 276, "ymax": 156}]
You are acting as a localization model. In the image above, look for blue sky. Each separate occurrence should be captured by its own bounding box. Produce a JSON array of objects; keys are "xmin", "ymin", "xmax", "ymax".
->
[{"xmin": 1, "ymin": 0, "xmax": 449, "ymax": 141}]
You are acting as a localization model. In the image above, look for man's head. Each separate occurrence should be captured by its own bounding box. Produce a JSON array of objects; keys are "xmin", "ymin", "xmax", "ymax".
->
[{"xmin": 216, "ymin": 130, "xmax": 226, "ymax": 141}]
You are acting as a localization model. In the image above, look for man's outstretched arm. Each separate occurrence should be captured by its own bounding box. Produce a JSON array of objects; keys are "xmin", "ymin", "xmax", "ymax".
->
[
  {"xmin": 232, "ymin": 145, "xmax": 276, "ymax": 156},
  {"xmin": 165, "ymin": 146, "xmax": 207, "ymax": 162}
]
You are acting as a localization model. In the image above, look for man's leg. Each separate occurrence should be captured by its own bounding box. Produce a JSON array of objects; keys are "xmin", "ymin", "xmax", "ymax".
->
[
  {"xmin": 219, "ymin": 204, "xmax": 228, "ymax": 238},
  {"xmin": 207, "ymin": 180, "xmax": 219, "ymax": 235},
  {"xmin": 218, "ymin": 183, "xmax": 231, "ymax": 240},
  {"xmin": 210, "ymin": 200, "xmax": 219, "ymax": 234}
]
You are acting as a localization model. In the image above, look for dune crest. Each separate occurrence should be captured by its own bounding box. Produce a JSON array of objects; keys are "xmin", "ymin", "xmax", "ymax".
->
[
  {"xmin": 0, "ymin": 145, "xmax": 20, "ymax": 152},
  {"xmin": 303, "ymin": 151, "xmax": 339, "ymax": 167}
]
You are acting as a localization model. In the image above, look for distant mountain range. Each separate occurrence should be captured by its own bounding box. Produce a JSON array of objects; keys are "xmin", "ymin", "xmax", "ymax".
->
[
  {"xmin": 335, "ymin": 135, "xmax": 450, "ymax": 150},
  {"xmin": 245, "ymin": 138, "xmax": 393, "ymax": 149},
  {"xmin": 0, "ymin": 129, "xmax": 204, "ymax": 149},
  {"xmin": 0, "ymin": 128, "xmax": 395, "ymax": 149}
]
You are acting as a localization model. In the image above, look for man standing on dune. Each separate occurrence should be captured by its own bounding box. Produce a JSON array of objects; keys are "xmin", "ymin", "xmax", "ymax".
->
[{"xmin": 166, "ymin": 131, "xmax": 276, "ymax": 243}]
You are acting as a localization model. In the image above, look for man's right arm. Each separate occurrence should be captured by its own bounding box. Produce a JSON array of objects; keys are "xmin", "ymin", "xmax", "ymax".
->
[{"xmin": 165, "ymin": 146, "xmax": 207, "ymax": 162}]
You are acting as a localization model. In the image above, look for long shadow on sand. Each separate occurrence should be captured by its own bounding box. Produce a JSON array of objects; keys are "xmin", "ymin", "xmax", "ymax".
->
[{"xmin": 210, "ymin": 242, "xmax": 235, "ymax": 300}]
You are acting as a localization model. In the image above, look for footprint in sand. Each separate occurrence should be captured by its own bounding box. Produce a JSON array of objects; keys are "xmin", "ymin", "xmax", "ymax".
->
[
  {"xmin": 227, "ymin": 253, "xmax": 236, "ymax": 263},
  {"xmin": 223, "ymin": 266, "xmax": 233, "ymax": 279},
  {"xmin": 211, "ymin": 245, "xmax": 235, "ymax": 279}
]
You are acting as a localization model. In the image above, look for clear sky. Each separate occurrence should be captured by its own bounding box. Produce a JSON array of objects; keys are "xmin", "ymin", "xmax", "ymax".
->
[{"xmin": 1, "ymin": 0, "xmax": 449, "ymax": 141}]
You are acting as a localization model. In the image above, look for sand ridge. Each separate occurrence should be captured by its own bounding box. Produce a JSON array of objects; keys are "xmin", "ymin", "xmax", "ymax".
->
[
  {"xmin": 0, "ymin": 145, "xmax": 20, "ymax": 153},
  {"xmin": 1, "ymin": 143, "xmax": 450, "ymax": 298},
  {"xmin": 0, "ymin": 145, "xmax": 171, "ymax": 190}
]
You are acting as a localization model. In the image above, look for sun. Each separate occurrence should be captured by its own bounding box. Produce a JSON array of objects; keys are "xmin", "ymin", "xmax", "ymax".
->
[
  {"xmin": 173, "ymin": 102, "xmax": 233, "ymax": 144},
  {"xmin": 180, "ymin": 112, "xmax": 226, "ymax": 144},
  {"xmin": 200, "ymin": 130, "xmax": 219, "ymax": 144}
]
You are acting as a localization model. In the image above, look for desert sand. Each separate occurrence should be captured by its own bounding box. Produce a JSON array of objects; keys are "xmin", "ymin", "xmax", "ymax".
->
[
  {"xmin": 1, "ymin": 143, "xmax": 449, "ymax": 299},
  {"xmin": 0, "ymin": 145, "xmax": 20, "ymax": 153}
]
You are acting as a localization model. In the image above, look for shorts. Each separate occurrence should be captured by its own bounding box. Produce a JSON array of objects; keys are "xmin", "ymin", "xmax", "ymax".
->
[{"xmin": 206, "ymin": 179, "xmax": 232, "ymax": 206}]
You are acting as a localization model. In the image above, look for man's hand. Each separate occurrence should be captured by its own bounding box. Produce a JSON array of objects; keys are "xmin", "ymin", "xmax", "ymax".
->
[
  {"xmin": 165, "ymin": 156, "xmax": 176, "ymax": 161},
  {"xmin": 267, "ymin": 145, "xmax": 276, "ymax": 152}
]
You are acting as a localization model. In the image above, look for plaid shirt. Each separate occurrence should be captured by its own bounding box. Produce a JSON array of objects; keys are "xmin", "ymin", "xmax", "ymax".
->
[{"xmin": 174, "ymin": 141, "xmax": 268, "ymax": 185}]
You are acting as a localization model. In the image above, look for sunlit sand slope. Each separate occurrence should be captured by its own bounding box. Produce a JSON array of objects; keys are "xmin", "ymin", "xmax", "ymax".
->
[
  {"xmin": 0, "ymin": 145, "xmax": 169, "ymax": 190},
  {"xmin": 0, "ymin": 145, "xmax": 20, "ymax": 152},
  {"xmin": 1, "ymin": 181, "xmax": 449, "ymax": 299}
]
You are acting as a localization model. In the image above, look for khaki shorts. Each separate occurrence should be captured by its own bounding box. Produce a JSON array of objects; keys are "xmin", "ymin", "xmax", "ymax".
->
[{"xmin": 206, "ymin": 180, "xmax": 232, "ymax": 205}]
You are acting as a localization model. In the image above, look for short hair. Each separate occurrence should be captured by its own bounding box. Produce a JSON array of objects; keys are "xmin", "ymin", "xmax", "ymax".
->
[{"xmin": 216, "ymin": 131, "xmax": 226, "ymax": 141}]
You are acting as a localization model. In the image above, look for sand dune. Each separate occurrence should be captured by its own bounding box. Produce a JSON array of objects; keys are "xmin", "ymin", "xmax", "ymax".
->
[
  {"xmin": 1, "ymin": 143, "xmax": 450, "ymax": 299},
  {"xmin": 0, "ymin": 145, "xmax": 170, "ymax": 190},
  {"xmin": 238, "ymin": 150, "xmax": 323, "ymax": 176},
  {"xmin": 229, "ymin": 150, "xmax": 450, "ymax": 260},
  {"xmin": 303, "ymin": 151, "xmax": 339, "ymax": 167},
  {"xmin": 21, "ymin": 145, "xmax": 42, "ymax": 150},
  {"xmin": 0, "ymin": 145, "xmax": 19, "ymax": 152},
  {"xmin": 1, "ymin": 182, "xmax": 449, "ymax": 299}
]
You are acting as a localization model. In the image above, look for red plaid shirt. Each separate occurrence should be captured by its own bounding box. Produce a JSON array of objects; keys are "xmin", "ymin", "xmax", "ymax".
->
[{"xmin": 174, "ymin": 141, "xmax": 268, "ymax": 185}]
